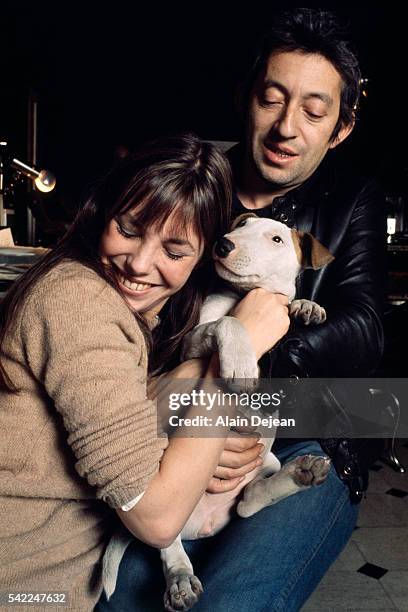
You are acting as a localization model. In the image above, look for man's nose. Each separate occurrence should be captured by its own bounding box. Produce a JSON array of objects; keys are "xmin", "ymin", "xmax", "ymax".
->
[
  {"xmin": 214, "ymin": 237, "xmax": 236, "ymax": 258},
  {"xmin": 274, "ymin": 105, "xmax": 297, "ymax": 139}
]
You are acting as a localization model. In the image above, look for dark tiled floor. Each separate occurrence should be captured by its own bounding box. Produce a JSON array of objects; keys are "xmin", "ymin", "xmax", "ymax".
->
[{"xmin": 302, "ymin": 440, "xmax": 408, "ymax": 611}]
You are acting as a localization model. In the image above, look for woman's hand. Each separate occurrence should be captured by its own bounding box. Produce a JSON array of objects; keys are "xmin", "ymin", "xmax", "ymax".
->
[
  {"xmin": 206, "ymin": 433, "xmax": 264, "ymax": 493},
  {"xmin": 231, "ymin": 289, "xmax": 290, "ymax": 359}
]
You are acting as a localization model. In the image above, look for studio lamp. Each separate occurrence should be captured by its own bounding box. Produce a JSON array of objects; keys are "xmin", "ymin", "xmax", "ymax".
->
[{"xmin": 10, "ymin": 158, "xmax": 56, "ymax": 193}]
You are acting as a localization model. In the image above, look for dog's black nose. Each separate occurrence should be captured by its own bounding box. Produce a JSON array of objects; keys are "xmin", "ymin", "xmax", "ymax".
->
[{"xmin": 214, "ymin": 237, "xmax": 236, "ymax": 258}]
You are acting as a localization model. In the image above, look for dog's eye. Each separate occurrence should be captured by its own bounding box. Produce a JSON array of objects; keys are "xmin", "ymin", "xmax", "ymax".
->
[
  {"xmin": 272, "ymin": 236, "xmax": 283, "ymax": 243},
  {"xmin": 235, "ymin": 219, "xmax": 247, "ymax": 228}
]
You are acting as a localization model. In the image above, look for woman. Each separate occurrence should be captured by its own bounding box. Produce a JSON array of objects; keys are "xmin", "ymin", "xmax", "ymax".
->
[{"xmin": 0, "ymin": 134, "xmax": 289, "ymax": 611}]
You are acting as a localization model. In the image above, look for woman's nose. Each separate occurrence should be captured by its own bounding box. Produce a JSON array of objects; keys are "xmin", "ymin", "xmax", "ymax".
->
[{"xmin": 127, "ymin": 240, "xmax": 157, "ymax": 275}]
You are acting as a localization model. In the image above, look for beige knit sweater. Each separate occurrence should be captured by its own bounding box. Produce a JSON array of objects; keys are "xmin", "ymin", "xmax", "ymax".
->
[{"xmin": 0, "ymin": 260, "xmax": 168, "ymax": 611}]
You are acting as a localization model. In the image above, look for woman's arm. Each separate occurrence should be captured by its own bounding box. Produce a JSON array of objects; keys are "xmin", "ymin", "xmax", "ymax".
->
[
  {"xmin": 118, "ymin": 290, "xmax": 289, "ymax": 548},
  {"xmin": 117, "ymin": 355, "xmax": 230, "ymax": 548}
]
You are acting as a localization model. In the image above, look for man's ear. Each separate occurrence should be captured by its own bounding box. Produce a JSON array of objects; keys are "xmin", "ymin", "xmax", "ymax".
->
[
  {"xmin": 231, "ymin": 213, "xmax": 258, "ymax": 230},
  {"xmin": 291, "ymin": 230, "xmax": 335, "ymax": 270},
  {"xmin": 329, "ymin": 119, "xmax": 355, "ymax": 150}
]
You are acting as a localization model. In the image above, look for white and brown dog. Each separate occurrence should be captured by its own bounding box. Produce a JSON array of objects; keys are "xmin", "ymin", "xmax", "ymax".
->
[
  {"xmin": 103, "ymin": 214, "xmax": 334, "ymax": 611},
  {"xmin": 182, "ymin": 213, "xmax": 333, "ymax": 384}
]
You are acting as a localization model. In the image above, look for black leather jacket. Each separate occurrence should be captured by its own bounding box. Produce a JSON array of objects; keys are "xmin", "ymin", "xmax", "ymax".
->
[{"xmin": 229, "ymin": 146, "xmax": 387, "ymax": 501}]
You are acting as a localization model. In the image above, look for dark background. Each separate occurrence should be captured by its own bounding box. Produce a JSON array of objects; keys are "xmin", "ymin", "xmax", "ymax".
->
[{"xmin": 1, "ymin": 2, "xmax": 407, "ymax": 215}]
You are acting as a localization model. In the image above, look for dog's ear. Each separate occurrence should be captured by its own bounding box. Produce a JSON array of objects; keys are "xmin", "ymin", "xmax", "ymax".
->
[
  {"xmin": 231, "ymin": 213, "xmax": 258, "ymax": 231},
  {"xmin": 291, "ymin": 230, "xmax": 335, "ymax": 270}
]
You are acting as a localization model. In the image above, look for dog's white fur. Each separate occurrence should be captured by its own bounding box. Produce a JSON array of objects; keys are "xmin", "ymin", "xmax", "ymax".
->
[{"xmin": 102, "ymin": 215, "xmax": 333, "ymax": 611}]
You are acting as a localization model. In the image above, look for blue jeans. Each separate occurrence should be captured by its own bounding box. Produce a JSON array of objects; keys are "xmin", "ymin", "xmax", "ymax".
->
[{"xmin": 95, "ymin": 441, "xmax": 359, "ymax": 612}]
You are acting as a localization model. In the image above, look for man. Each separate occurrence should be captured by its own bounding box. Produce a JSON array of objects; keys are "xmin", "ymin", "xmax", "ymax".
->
[
  {"xmin": 97, "ymin": 9, "xmax": 385, "ymax": 611},
  {"xmin": 228, "ymin": 8, "xmax": 385, "ymax": 488},
  {"xmin": 222, "ymin": 6, "xmax": 385, "ymax": 606}
]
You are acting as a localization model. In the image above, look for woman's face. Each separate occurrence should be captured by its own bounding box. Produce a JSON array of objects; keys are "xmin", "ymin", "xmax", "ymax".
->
[{"xmin": 100, "ymin": 208, "xmax": 204, "ymax": 317}]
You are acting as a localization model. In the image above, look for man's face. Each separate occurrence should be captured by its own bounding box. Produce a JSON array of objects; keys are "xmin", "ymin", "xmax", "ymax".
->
[{"xmin": 246, "ymin": 50, "xmax": 353, "ymax": 191}]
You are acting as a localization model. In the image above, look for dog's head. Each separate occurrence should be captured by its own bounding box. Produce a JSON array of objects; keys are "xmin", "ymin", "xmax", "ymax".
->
[{"xmin": 213, "ymin": 213, "xmax": 334, "ymax": 300}]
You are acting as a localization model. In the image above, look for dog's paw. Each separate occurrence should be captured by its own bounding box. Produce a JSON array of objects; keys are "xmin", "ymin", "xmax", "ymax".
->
[
  {"xmin": 289, "ymin": 299, "xmax": 326, "ymax": 325},
  {"xmin": 236, "ymin": 479, "xmax": 267, "ymax": 518},
  {"xmin": 164, "ymin": 573, "xmax": 203, "ymax": 612},
  {"xmin": 287, "ymin": 454, "xmax": 331, "ymax": 487}
]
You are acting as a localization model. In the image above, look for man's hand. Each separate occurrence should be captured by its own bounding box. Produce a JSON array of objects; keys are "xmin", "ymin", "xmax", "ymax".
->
[{"xmin": 206, "ymin": 433, "xmax": 264, "ymax": 493}]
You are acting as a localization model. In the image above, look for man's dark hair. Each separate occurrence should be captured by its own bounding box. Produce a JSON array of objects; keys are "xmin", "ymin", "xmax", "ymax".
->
[{"xmin": 241, "ymin": 8, "xmax": 362, "ymax": 141}]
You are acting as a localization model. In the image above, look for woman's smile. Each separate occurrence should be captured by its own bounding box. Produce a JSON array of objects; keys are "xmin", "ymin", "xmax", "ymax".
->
[
  {"xmin": 118, "ymin": 274, "xmax": 160, "ymax": 293},
  {"xmin": 99, "ymin": 209, "xmax": 203, "ymax": 316}
]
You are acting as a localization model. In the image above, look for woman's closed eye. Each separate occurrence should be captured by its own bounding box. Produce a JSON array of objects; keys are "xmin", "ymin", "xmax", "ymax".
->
[
  {"xmin": 163, "ymin": 238, "xmax": 197, "ymax": 262},
  {"xmin": 165, "ymin": 250, "xmax": 186, "ymax": 261},
  {"xmin": 115, "ymin": 220, "xmax": 141, "ymax": 239}
]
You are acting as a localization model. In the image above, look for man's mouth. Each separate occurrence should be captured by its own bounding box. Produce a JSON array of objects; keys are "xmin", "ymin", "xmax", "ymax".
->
[{"xmin": 265, "ymin": 143, "xmax": 297, "ymax": 159}]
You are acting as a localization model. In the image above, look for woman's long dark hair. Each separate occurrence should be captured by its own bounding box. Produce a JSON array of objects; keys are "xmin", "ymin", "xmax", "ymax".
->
[{"xmin": 0, "ymin": 133, "xmax": 232, "ymax": 389}]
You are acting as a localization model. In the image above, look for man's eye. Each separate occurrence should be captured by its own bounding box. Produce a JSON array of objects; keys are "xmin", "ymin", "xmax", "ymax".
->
[
  {"xmin": 305, "ymin": 110, "xmax": 325, "ymax": 120},
  {"xmin": 272, "ymin": 236, "xmax": 283, "ymax": 243},
  {"xmin": 262, "ymin": 99, "xmax": 283, "ymax": 107}
]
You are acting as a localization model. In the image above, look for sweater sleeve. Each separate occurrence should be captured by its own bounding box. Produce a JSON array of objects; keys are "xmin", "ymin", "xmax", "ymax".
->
[{"xmin": 19, "ymin": 267, "xmax": 168, "ymax": 509}]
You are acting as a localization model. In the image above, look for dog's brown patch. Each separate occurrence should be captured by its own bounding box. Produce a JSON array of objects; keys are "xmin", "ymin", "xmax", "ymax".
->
[
  {"xmin": 291, "ymin": 229, "xmax": 334, "ymax": 270},
  {"xmin": 231, "ymin": 213, "xmax": 258, "ymax": 230},
  {"xmin": 291, "ymin": 230, "xmax": 303, "ymax": 265}
]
